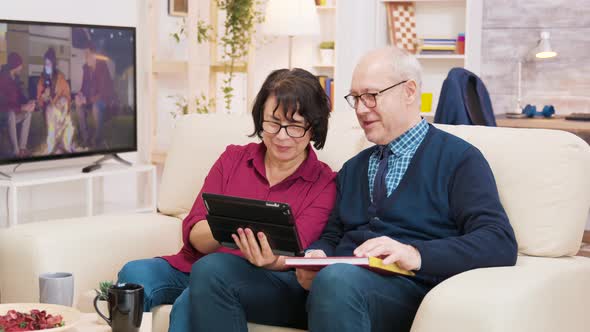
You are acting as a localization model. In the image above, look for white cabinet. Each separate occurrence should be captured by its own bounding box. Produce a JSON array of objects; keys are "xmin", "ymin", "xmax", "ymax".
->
[{"xmin": 0, "ymin": 164, "xmax": 157, "ymax": 227}]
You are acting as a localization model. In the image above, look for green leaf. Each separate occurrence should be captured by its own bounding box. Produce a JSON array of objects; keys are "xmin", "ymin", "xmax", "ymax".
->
[{"xmin": 96, "ymin": 280, "xmax": 114, "ymax": 301}]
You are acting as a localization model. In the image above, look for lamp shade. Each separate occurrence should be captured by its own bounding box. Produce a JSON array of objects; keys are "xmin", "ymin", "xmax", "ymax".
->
[
  {"xmin": 262, "ymin": 0, "xmax": 320, "ymax": 36},
  {"xmin": 535, "ymin": 31, "xmax": 557, "ymax": 59}
]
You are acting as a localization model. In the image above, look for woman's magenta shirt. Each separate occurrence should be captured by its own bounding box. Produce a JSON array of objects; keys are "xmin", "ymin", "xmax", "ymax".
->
[{"xmin": 162, "ymin": 142, "xmax": 337, "ymax": 273}]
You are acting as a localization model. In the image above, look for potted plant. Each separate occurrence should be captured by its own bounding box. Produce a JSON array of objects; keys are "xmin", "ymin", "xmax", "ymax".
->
[
  {"xmin": 319, "ymin": 41, "xmax": 335, "ymax": 65},
  {"xmin": 187, "ymin": 0, "xmax": 264, "ymax": 112},
  {"xmin": 94, "ymin": 280, "xmax": 113, "ymax": 325}
]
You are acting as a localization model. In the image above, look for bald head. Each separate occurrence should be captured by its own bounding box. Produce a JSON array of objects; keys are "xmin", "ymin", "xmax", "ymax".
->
[
  {"xmin": 348, "ymin": 47, "xmax": 424, "ymax": 145},
  {"xmin": 353, "ymin": 47, "xmax": 422, "ymax": 96}
]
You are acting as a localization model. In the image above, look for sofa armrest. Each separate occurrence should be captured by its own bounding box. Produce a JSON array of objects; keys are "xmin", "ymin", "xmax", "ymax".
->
[
  {"xmin": 411, "ymin": 256, "xmax": 590, "ymax": 332},
  {"xmin": 0, "ymin": 214, "xmax": 182, "ymax": 308}
]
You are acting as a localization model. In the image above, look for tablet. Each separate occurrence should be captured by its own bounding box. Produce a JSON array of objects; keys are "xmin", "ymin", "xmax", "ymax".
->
[{"xmin": 202, "ymin": 193, "xmax": 303, "ymax": 256}]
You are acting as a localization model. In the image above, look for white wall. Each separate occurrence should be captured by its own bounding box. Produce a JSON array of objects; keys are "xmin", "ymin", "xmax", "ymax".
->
[{"xmin": 0, "ymin": 0, "xmax": 145, "ymax": 226}]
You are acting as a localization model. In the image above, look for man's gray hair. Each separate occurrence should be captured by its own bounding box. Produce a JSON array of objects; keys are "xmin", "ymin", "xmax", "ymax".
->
[{"xmin": 388, "ymin": 47, "xmax": 423, "ymax": 95}]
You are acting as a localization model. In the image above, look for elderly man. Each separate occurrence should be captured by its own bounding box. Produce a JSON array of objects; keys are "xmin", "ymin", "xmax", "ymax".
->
[
  {"xmin": 0, "ymin": 52, "xmax": 35, "ymax": 157},
  {"xmin": 295, "ymin": 46, "xmax": 518, "ymax": 332}
]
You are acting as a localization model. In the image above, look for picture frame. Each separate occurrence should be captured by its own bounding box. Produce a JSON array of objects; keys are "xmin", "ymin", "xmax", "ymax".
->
[{"xmin": 169, "ymin": 0, "xmax": 188, "ymax": 17}]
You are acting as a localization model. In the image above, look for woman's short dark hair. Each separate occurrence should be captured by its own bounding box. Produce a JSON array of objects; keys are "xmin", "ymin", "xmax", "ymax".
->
[{"xmin": 250, "ymin": 68, "xmax": 331, "ymax": 150}]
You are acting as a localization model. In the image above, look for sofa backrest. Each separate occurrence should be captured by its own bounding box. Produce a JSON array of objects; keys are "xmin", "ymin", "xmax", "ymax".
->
[
  {"xmin": 158, "ymin": 113, "xmax": 256, "ymax": 216},
  {"xmin": 427, "ymin": 124, "xmax": 590, "ymax": 257},
  {"xmin": 158, "ymin": 112, "xmax": 590, "ymax": 258}
]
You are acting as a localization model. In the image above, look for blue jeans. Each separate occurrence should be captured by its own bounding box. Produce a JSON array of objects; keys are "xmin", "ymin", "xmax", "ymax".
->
[
  {"xmin": 117, "ymin": 258, "xmax": 190, "ymax": 332},
  {"xmin": 191, "ymin": 254, "xmax": 430, "ymax": 332},
  {"xmin": 191, "ymin": 253, "xmax": 308, "ymax": 332},
  {"xmin": 307, "ymin": 263, "xmax": 431, "ymax": 332}
]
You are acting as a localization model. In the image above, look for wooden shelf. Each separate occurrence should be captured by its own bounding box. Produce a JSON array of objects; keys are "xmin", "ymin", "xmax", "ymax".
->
[
  {"xmin": 313, "ymin": 64, "xmax": 335, "ymax": 69},
  {"xmin": 381, "ymin": 0, "xmax": 464, "ymax": 2},
  {"xmin": 415, "ymin": 54, "xmax": 465, "ymax": 59},
  {"xmin": 152, "ymin": 60, "xmax": 188, "ymax": 74},
  {"xmin": 316, "ymin": 6, "xmax": 336, "ymax": 11},
  {"xmin": 151, "ymin": 150, "xmax": 168, "ymax": 165}
]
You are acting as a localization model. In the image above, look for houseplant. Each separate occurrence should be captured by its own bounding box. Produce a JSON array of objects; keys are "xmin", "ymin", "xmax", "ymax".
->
[
  {"xmin": 94, "ymin": 280, "xmax": 113, "ymax": 325},
  {"xmin": 174, "ymin": 0, "xmax": 264, "ymax": 112}
]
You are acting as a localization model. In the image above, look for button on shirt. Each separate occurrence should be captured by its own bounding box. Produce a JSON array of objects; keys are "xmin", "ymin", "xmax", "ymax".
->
[{"xmin": 368, "ymin": 119, "xmax": 429, "ymax": 202}]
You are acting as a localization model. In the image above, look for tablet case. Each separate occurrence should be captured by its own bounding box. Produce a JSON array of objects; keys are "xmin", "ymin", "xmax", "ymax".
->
[{"xmin": 202, "ymin": 193, "xmax": 303, "ymax": 256}]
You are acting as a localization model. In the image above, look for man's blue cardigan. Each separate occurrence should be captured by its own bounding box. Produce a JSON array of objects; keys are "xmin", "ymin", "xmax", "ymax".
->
[{"xmin": 308, "ymin": 124, "xmax": 518, "ymax": 285}]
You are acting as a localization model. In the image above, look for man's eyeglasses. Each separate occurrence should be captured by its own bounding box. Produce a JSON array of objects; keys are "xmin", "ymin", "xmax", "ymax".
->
[
  {"xmin": 344, "ymin": 80, "xmax": 408, "ymax": 109},
  {"xmin": 262, "ymin": 120, "xmax": 310, "ymax": 138}
]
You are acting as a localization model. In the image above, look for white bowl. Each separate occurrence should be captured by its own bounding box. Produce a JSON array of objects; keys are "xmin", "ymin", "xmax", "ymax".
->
[{"xmin": 0, "ymin": 303, "xmax": 81, "ymax": 332}]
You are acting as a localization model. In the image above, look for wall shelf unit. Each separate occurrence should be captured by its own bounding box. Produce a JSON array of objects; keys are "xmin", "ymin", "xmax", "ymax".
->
[
  {"xmin": 143, "ymin": 0, "xmax": 210, "ymax": 166},
  {"xmin": 333, "ymin": 0, "xmax": 482, "ymax": 114}
]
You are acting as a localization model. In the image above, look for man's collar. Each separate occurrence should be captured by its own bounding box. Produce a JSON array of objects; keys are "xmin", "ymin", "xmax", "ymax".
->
[{"xmin": 375, "ymin": 119, "xmax": 429, "ymax": 157}]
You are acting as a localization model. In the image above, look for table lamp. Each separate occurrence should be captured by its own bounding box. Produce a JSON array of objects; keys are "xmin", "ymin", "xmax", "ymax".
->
[
  {"xmin": 262, "ymin": 0, "xmax": 320, "ymax": 69},
  {"xmin": 514, "ymin": 31, "xmax": 558, "ymax": 113}
]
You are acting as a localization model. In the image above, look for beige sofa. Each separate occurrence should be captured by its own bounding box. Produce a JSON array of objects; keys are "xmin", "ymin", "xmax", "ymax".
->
[{"xmin": 1, "ymin": 111, "xmax": 590, "ymax": 332}]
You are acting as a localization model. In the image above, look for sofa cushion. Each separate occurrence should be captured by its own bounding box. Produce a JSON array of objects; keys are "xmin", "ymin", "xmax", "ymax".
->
[
  {"xmin": 0, "ymin": 213, "xmax": 181, "ymax": 305},
  {"xmin": 434, "ymin": 124, "xmax": 590, "ymax": 257},
  {"xmin": 158, "ymin": 113, "xmax": 257, "ymax": 217}
]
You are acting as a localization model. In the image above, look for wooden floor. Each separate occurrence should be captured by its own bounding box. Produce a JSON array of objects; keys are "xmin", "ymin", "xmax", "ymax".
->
[{"xmin": 577, "ymin": 230, "xmax": 590, "ymax": 258}]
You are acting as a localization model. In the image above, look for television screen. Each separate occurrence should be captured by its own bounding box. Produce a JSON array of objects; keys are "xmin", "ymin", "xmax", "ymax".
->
[{"xmin": 0, "ymin": 19, "xmax": 136, "ymax": 165}]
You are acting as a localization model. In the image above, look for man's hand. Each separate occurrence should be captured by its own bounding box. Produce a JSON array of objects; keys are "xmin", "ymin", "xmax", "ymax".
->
[
  {"xmin": 232, "ymin": 228, "xmax": 279, "ymax": 269},
  {"xmin": 295, "ymin": 249, "xmax": 326, "ymax": 290},
  {"xmin": 354, "ymin": 236, "xmax": 421, "ymax": 271},
  {"xmin": 75, "ymin": 93, "xmax": 86, "ymax": 107}
]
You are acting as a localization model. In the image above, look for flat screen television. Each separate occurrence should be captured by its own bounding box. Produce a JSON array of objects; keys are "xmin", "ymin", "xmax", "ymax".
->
[{"xmin": 0, "ymin": 19, "xmax": 136, "ymax": 166}]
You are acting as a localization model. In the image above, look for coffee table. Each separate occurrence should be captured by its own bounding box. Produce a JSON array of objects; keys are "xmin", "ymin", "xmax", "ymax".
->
[{"xmin": 72, "ymin": 312, "xmax": 152, "ymax": 331}]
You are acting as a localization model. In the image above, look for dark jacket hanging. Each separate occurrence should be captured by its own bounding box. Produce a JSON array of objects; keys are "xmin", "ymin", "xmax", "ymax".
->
[{"xmin": 434, "ymin": 67, "xmax": 496, "ymax": 126}]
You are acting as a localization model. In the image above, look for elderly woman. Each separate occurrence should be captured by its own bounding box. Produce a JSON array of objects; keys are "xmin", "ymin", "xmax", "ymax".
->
[
  {"xmin": 37, "ymin": 48, "xmax": 74, "ymax": 154},
  {"xmin": 118, "ymin": 68, "xmax": 336, "ymax": 331}
]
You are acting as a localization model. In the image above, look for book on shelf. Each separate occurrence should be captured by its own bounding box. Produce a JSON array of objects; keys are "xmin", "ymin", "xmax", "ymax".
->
[
  {"xmin": 418, "ymin": 50, "xmax": 457, "ymax": 55},
  {"xmin": 329, "ymin": 79, "xmax": 334, "ymax": 111},
  {"xmin": 317, "ymin": 75, "xmax": 335, "ymax": 111},
  {"xmin": 284, "ymin": 256, "xmax": 415, "ymax": 277},
  {"xmin": 419, "ymin": 45, "xmax": 456, "ymax": 51}
]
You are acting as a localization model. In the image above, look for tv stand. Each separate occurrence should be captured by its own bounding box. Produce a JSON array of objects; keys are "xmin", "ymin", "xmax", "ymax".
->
[
  {"xmin": 0, "ymin": 163, "xmax": 157, "ymax": 226},
  {"xmin": 82, "ymin": 154, "xmax": 132, "ymax": 173}
]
